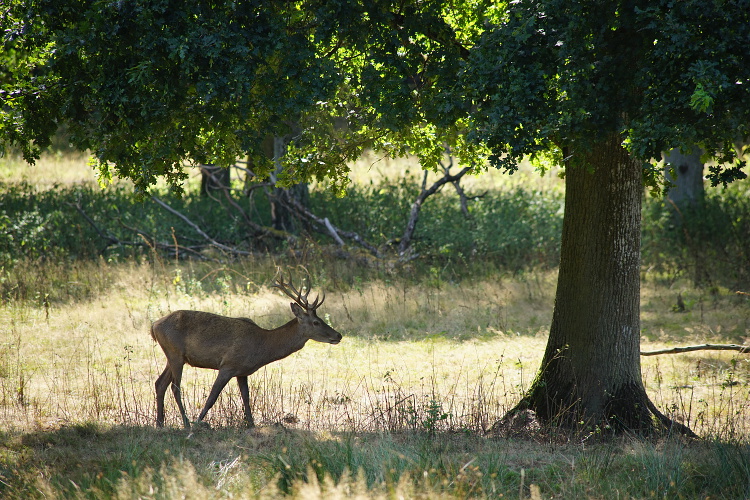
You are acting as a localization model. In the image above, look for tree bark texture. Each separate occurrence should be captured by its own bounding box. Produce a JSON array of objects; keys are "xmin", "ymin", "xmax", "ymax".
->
[
  {"xmin": 523, "ymin": 135, "xmax": 660, "ymax": 432},
  {"xmin": 269, "ymin": 136, "xmax": 310, "ymax": 233},
  {"xmin": 663, "ymin": 146, "xmax": 708, "ymax": 286}
]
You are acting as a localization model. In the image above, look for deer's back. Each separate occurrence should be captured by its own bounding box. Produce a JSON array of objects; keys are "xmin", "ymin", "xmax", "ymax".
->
[{"xmin": 152, "ymin": 310, "xmax": 265, "ymax": 353}]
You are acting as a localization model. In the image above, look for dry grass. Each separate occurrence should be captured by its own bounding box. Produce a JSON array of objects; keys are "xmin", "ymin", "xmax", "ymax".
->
[
  {"xmin": 2, "ymin": 149, "xmax": 565, "ymax": 196},
  {"xmin": 0, "ymin": 261, "xmax": 551, "ymax": 433},
  {"xmin": 1, "ymin": 259, "xmax": 747, "ymax": 440},
  {"xmin": 0, "ymin": 152, "xmax": 99, "ymax": 188}
]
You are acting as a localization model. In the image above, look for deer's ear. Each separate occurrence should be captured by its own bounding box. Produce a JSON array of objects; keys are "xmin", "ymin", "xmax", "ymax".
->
[{"xmin": 291, "ymin": 303, "xmax": 306, "ymax": 317}]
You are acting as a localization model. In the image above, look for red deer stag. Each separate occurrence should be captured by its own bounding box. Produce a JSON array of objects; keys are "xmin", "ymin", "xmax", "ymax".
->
[{"xmin": 150, "ymin": 274, "xmax": 342, "ymax": 428}]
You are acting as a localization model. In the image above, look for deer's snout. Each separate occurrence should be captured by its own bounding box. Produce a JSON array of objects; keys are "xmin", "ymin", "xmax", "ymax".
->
[{"xmin": 329, "ymin": 332, "xmax": 343, "ymax": 344}]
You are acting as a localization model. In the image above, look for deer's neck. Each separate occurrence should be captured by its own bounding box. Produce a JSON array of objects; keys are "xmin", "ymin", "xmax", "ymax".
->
[{"xmin": 266, "ymin": 319, "xmax": 307, "ymax": 358}]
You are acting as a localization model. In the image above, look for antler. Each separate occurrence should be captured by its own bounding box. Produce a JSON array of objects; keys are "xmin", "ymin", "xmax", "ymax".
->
[{"xmin": 273, "ymin": 271, "xmax": 325, "ymax": 311}]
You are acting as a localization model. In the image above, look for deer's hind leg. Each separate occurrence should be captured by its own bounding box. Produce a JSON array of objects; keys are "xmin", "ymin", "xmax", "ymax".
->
[
  {"xmin": 155, "ymin": 364, "xmax": 173, "ymax": 427},
  {"xmin": 166, "ymin": 360, "xmax": 191, "ymax": 428}
]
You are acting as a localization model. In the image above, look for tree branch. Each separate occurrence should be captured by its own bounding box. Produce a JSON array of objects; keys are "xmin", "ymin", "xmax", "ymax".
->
[
  {"xmin": 398, "ymin": 164, "xmax": 472, "ymax": 255},
  {"xmin": 640, "ymin": 344, "xmax": 750, "ymax": 356},
  {"xmin": 70, "ymin": 199, "xmax": 217, "ymax": 260},
  {"xmin": 151, "ymin": 196, "xmax": 253, "ymax": 256},
  {"xmin": 281, "ymin": 195, "xmax": 381, "ymax": 256},
  {"xmin": 200, "ymin": 166, "xmax": 294, "ymax": 244}
]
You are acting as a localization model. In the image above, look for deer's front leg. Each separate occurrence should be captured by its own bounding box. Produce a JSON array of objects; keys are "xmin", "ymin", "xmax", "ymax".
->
[
  {"xmin": 197, "ymin": 369, "xmax": 233, "ymax": 424},
  {"xmin": 236, "ymin": 376, "xmax": 255, "ymax": 428}
]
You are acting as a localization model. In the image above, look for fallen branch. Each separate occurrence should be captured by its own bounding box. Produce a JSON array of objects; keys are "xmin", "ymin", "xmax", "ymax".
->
[
  {"xmin": 641, "ymin": 344, "xmax": 750, "ymax": 356},
  {"xmin": 151, "ymin": 196, "xmax": 253, "ymax": 256},
  {"xmin": 324, "ymin": 217, "xmax": 346, "ymax": 246},
  {"xmin": 117, "ymin": 220, "xmax": 217, "ymax": 262},
  {"xmin": 70, "ymin": 199, "xmax": 217, "ymax": 260},
  {"xmin": 281, "ymin": 195, "xmax": 381, "ymax": 256}
]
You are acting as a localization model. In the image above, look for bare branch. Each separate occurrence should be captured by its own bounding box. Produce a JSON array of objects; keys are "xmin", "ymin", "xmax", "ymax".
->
[
  {"xmin": 151, "ymin": 196, "xmax": 253, "ymax": 256},
  {"xmin": 68, "ymin": 200, "xmax": 121, "ymax": 247},
  {"xmin": 324, "ymin": 217, "xmax": 346, "ymax": 246},
  {"xmin": 398, "ymin": 164, "xmax": 472, "ymax": 255},
  {"xmin": 640, "ymin": 344, "xmax": 750, "ymax": 356},
  {"xmin": 281, "ymin": 195, "xmax": 381, "ymax": 256},
  {"xmin": 117, "ymin": 220, "xmax": 217, "ymax": 261},
  {"xmin": 200, "ymin": 167, "xmax": 294, "ymax": 244},
  {"xmin": 70, "ymin": 199, "xmax": 217, "ymax": 261}
]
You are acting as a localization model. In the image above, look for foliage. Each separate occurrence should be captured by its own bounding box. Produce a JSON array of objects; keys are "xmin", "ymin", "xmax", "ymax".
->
[
  {"xmin": 462, "ymin": 0, "xmax": 750, "ymax": 186},
  {"xmin": 0, "ymin": 0, "xmax": 498, "ymax": 194},
  {"xmin": 642, "ymin": 182, "xmax": 750, "ymax": 288},
  {"xmin": 3, "ymin": 174, "xmax": 750, "ymax": 300},
  {"xmin": 0, "ymin": 177, "xmax": 565, "ymax": 275},
  {"xmin": 313, "ymin": 176, "xmax": 564, "ymax": 266}
]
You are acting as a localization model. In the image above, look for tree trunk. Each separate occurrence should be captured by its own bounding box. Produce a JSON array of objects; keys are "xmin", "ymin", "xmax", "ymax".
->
[
  {"xmin": 663, "ymin": 147, "xmax": 704, "ymax": 208},
  {"xmin": 516, "ymin": 134, "xmax": 688, "ymax": 434},
  {"xmin": 267, "ymin": 136, "xmax": 310, "ymax": 233},
  {"xmin": 663, "ymin": 147, "xmax": 708, "ymax": 286}
]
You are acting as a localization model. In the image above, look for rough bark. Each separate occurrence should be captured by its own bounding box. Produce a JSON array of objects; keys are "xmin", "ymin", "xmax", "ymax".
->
[
  {"xmin": 513, "ymin": 135, "xmax": 693, "ymax": 435},
  {"xmin": 269, "ymin": 136, "xmax": 309, "ymax": 233},
  {"xmin": 663, "ymin": 147, "xmax": 708, "ymax": 286}
]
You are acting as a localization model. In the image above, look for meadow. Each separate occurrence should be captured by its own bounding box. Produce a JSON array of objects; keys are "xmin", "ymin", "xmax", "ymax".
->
[{"xmin": 0, "ymin": 152, "xmax": 749, "ymax": 498}]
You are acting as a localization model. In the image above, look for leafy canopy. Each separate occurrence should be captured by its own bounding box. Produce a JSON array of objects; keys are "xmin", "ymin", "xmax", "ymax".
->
[
  {"xmin": 463, "ymin": 0, "xmax": 750, "ymax": 186},
  {"xmin": 1, "ymin": 0, "xmax": 748, "ymax": 192}
]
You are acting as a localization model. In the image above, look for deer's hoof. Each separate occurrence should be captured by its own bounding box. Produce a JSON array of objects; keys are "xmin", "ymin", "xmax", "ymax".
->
[{"xmin": 191, "ymin": 420, "xmax": 211, "ymax": 430}]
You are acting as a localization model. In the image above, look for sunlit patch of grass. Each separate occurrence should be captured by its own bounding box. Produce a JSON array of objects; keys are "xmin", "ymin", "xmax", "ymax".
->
[
  {"xmin": 0, "ymin": 259, "xmax": 553, "ymax": 433},
  {"xmin": 0, "ymin": 152, "xmax": 99, "ymax": 188},
  {"xmin": 0, "ymin": 154, "xmax": 747, "ymax": 497},
  {"xmin": 0, "ymin": 258, "xmax": 747, "ymax": 439}
]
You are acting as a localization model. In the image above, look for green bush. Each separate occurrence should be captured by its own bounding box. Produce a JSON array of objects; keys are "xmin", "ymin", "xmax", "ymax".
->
[
  {"xmin": 641, "ymin": 182, "xmax": 750, "ymax": 288},
  {"xmin": 1, "ymin": 176, "xmax": 748, "ymax": 289}
]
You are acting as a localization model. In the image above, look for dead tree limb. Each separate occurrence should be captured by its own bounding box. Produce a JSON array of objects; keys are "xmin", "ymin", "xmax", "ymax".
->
[
  {"xmin": 398, "ymin": 164, "xmax": 472, "ymax": 256},
  {"xmin": 439, "ymin": 155, "xmax": 473, "ymax": 218},
  {"xmin": 201, "ymin": 167, "xmax": 297, "ymax": 244},
  {"xmin": 641, "ymin": 344, "xmax": 750, "ymax": 356},
  {"xmin": 281, "ymin": 195, "xmax": 381, "ymax": 256},
  {"xmin": 70, "ymin": 199, "xmax": 216, "ymax": 261},
  {"xmin": 151, "ymin": 196, "xmax": 253, "ymax": 256},
  {"xmin": 117, "ymin": 220, "xmax": 218, "ymax": 262},
  {"xmin": 68, "ymin": 200, "xmax": 122, "ymax": 247}
]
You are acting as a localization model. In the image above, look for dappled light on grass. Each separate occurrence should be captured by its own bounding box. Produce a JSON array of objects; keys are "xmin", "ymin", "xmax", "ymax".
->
[
  {"xmin": 0, "ymin": 261, "xmax": 747, "ymax": 438},
  {"xmin": 0, "ymin": 260, "xmax": 748, "ymax": 498}
]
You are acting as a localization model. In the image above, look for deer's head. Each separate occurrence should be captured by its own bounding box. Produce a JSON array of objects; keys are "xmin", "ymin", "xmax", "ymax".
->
[{"xmin": 275, "ymin": 273, "xmax": 342, "ymax": 345}]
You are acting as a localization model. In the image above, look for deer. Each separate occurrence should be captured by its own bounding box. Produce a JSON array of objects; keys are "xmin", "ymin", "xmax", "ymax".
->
[{"xmin": 150, "ymin": 273, "xmax": 342, "ymax": 428}]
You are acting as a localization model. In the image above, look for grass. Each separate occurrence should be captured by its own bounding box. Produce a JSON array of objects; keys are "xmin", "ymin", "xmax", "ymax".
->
[
  {"xmin": 0, "ymin": 257, "xmax": 748, "ymax": 498},
  {"xmin": 0, "ymin": 151, "xmax": 749, "ymax": 498}
]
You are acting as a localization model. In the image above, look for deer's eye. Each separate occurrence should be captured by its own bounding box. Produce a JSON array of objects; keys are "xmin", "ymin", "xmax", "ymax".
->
[{"xmin": 313, "ymin": 320, "xmax": 320, "ymax": 326}]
